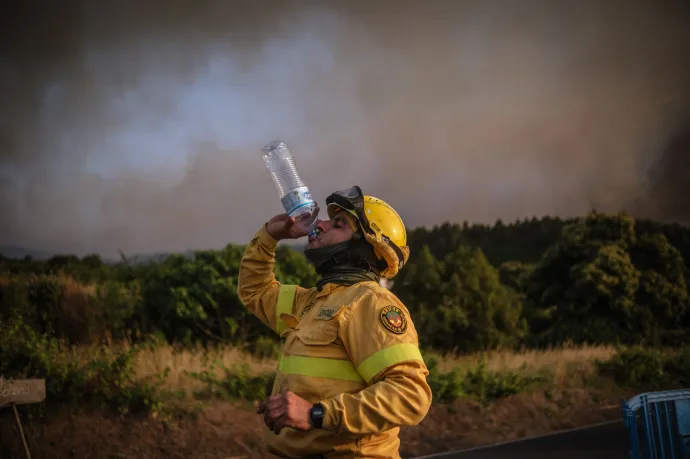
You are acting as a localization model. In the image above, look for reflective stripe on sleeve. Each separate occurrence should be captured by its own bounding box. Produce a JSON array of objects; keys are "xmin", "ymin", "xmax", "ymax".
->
[
  {"xmin": 275, "ymin": 284, "xmax": 297, "ymax": 334},
  {"xmin": 277, "ymin": 344, "xmax": 424, "ymax": 383},
  {"xmin": 279, "ymin": 355, "xmax": 365, "ymax": 382},
  {"xmin": 356, "ymin": 343, "xmax": 424, "ymax": 383}
]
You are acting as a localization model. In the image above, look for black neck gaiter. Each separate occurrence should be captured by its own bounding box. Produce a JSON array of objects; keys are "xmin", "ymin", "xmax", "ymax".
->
[{"xmin": 304, "ymin": 239, "xmax": 381, "ymax": 290}]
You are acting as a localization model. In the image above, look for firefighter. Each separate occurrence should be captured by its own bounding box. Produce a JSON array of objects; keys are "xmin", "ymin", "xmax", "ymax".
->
[{"xmin": 238, "ymin": 186, "xmax": 432, "ymax": 458}]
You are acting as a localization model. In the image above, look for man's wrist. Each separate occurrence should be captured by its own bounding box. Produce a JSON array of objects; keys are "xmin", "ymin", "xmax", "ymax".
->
[
  {"xmin": 259, "ymin": 224, "xmax": 280, "ymax": 246},
  {"xmin": 264, "ymin": 223, "xmax": 279, "ymax": 240}
]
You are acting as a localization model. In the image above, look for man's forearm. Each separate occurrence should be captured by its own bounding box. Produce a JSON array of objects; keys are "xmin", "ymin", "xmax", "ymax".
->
[
  {"xmin": 319, "ymin": 361, "xmax": 432, "ymax": 436},
  {"xmin": 237, "ymin": 224, "xmax": 281, "ymax": 327}
]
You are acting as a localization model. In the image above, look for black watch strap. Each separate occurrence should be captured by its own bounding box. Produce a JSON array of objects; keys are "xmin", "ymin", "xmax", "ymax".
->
[{"xmin": 310, "ymin": 403, "xmax": 325, "ymax": 429}]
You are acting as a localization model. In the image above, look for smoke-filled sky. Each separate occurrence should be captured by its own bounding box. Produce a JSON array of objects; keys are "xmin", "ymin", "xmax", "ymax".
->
[{"xmin": 2, "ymin": 0, "xmax": 690, "ymax": 258}]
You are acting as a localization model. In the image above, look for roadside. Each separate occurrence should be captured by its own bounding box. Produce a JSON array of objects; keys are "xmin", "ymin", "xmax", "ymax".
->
[
  {"xmin": 0, "ymin": 379, "xmax": 635, "ymax": 459},
  {"xmin": 2, "ymin": 342, "xmax": 681, "ymax": 458}
]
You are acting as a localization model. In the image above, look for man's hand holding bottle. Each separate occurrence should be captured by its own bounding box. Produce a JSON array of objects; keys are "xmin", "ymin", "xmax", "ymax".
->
[{"xmin": 266, "ymin": 204, "xmax": 320, "ymax": 241}]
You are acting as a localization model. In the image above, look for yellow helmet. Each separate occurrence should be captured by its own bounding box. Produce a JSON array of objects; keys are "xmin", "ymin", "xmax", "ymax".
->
[{"xmin": 325, "ymin": 186, "xmax": 410, "ymax": 278}]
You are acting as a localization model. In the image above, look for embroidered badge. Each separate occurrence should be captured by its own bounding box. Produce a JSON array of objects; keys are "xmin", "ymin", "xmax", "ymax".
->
[{"xmin": 380, "ymin": 305, "xmax": 407, "ymax": 334}]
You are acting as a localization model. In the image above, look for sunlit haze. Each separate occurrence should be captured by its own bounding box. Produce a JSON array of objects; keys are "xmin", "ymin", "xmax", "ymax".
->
[{"xmin": 2, "ymin": 0, "xmax": 689, "ymax": 257}]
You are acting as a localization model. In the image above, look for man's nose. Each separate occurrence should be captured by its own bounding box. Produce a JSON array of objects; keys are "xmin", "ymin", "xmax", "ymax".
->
[{"xmin": 315, "ymin": 220, "xmax": 329, "ymax": 233}]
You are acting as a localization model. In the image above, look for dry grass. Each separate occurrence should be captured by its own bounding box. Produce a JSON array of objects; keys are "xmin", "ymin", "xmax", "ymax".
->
[
  {"xmin": 59, "ymin": 341, "xmax": 278, "ymax": 395},
  {"xmin": 1, "ymin": 322, "xmax": 628, "ymax": 458},
  {"xmin": 425, "ymin": 343, "xmax": 617, "ymax": 385},
  {"xmin": 0, "ymin": 273, "xmax": 94, "ymax": 294},
  {"xmin": 35, "ymin": 339, "xmax": 621, "ymax": 412},
  {"xmin": 59, "ymin": 341, "xmax": 619, "ymax": 396},
  {"xmin": 61, "ymin": 275, "xmax": 97, "ymax": 296},
  {"xmin": 133, "ymin": 344, "xmax": 278, "ymax": 392}
]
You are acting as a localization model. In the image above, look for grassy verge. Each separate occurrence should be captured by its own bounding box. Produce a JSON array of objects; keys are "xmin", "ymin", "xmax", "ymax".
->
[
  {"xmin": 2, "ymin": 321, "xmax": 689, "ymax": 458},
  {"xmin": 5, "ymin": 319, "xmax": 688, "ymax": 416}
]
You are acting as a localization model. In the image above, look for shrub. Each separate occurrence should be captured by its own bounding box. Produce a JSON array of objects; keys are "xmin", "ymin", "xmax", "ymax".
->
[
  {"xmin": 426, "ymin": 357, "xmax": 544, "ymax": 405},
  {"xmin": 596, "ymin": 346, "xmax": 690, "ymax": 389},
  {"xmin": 185, "ymin": 361, "xmax": 274, "ymax": 401},
  {"xmin": 0, "ymin": 314, "xmax": 170, "ymax": 418}
]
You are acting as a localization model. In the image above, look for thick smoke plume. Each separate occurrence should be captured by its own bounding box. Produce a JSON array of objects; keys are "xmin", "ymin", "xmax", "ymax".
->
[
  {"xmin": 1, "ymin": 0, "xmax": 689, "ymax": 258},
  {"xmin": 634, "ymin": 120, "xmax": 690, "ymax": 223}
]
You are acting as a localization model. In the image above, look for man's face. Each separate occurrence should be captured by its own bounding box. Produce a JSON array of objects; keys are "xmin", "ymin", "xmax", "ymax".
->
[{"xmin": 306, "ymin": 213, "xmax": 355, "ymax": 249}]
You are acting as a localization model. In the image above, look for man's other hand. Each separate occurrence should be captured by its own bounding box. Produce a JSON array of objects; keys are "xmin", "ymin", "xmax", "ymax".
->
[{"xmin": 257, "ymin": 391, "xmax": 314, "ymax": 434}]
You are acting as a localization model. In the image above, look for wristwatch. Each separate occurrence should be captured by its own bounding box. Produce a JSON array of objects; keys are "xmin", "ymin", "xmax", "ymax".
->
[{"xmin": 310, "ymin": 403, "xmax": 325, "ymax": 429}]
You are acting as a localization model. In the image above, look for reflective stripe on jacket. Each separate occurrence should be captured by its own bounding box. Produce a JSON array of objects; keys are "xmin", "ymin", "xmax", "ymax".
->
[{"xmin": 237, "ymin": 225, "xmax": 432, "ymax": 459}]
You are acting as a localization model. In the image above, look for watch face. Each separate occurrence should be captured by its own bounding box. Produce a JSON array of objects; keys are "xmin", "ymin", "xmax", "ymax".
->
[{"xmin": 311, "ymin": 404, "xmax": 324, "ymax": 428}]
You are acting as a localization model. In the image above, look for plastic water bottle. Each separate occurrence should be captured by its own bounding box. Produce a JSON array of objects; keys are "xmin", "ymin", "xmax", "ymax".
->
[{"xmin": 261, "ymin": 140, "xmax": 318, "ymax": 235}]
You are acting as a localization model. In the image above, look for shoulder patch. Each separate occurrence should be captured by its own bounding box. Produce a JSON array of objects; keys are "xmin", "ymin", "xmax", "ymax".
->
[{"xmin": 380, "ymin": 305, "xmax": 407, "ymax": 334}]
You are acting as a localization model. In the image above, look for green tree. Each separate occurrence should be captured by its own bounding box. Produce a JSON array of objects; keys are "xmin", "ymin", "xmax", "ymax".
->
[
  {"xmin": 523, "ymin": 211, "xmax": 690, "ymax": 347},
  {"xmin": 630, "ymin": 233, "xmax": 689, "ymax": 345},
  {"xmin": 394, "ymin": 245, "xmax": 526, "ymax": 352},
  {"xmin": 523, "ymin": 212, "xmax": 642, "ymax": 345},
  {"xmin": 275, "ymin": 246, "xmax": 318, "ymax": 287}
]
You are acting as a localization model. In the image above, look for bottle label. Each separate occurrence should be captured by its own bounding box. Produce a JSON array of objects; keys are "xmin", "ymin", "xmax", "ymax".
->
[{"xmin": 281, "ymin": 186, "xmax": 315, "ymax": 216}]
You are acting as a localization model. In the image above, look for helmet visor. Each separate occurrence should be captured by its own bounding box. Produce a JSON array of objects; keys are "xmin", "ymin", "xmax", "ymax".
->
[{"xmin": 325, "ymin": 186, "xmax": 373, "ymax": 235}]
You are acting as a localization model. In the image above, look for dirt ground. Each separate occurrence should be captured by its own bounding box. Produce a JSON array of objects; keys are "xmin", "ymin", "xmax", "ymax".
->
[{"xmin": 0, "ymin": 385, "xmax": 634, "ymax": 459}]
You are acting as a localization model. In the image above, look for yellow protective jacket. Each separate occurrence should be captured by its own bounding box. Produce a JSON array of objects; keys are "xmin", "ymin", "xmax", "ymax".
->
[{"xmin": 237, "ymin": 225, "xmax": 432, "ymax": 459}]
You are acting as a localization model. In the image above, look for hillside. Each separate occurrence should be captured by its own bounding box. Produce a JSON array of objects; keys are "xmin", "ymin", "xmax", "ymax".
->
[{"xmin": 406, "ymin": 214, "xmax": 690, "ymax": 267}]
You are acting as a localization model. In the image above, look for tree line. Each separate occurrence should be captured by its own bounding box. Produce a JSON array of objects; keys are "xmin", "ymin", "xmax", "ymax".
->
[{"xmin": 1, "ymin": 211, "xmax": 689, "ymax": 353}]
